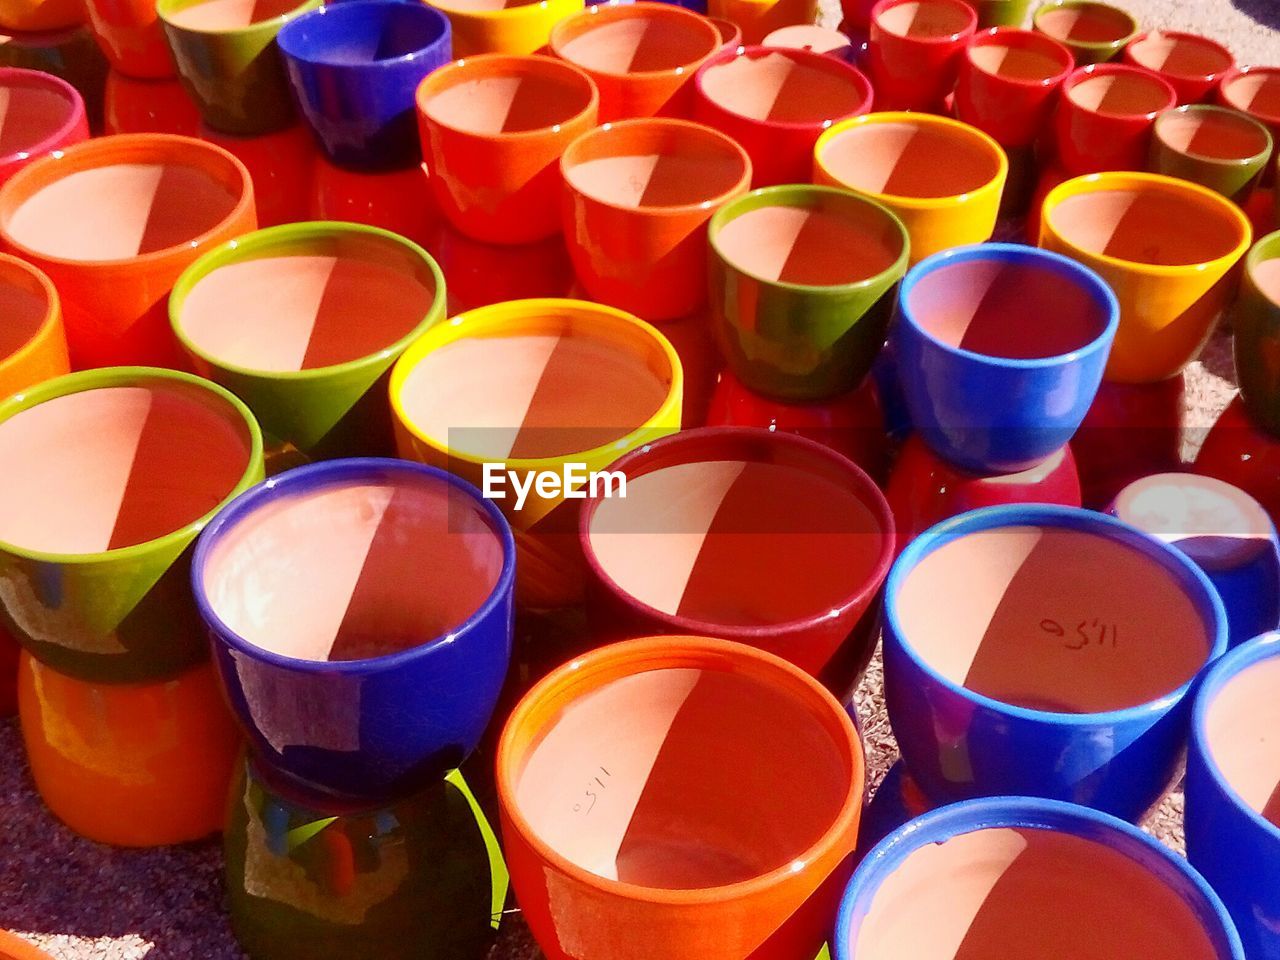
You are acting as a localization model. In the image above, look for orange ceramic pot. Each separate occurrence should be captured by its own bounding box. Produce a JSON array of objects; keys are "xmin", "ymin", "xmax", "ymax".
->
[
  {"xmin": 104, "ymin": 68, "xmax": 201, "ymax": 134},
  {"xmin": 0, "ymin": 253, "xmax": 68, "ymax": 400},
  {"xmin": 84, "ymin": 0, "xmax": 175, "ymax": 77},
  {"xmin": 0, "ymin": 133, "xmax": 256, "ymax": 368},
  {"xmin": 18, "ymin": 651, "xmax": 241, "ymax": 846},
  {"xmin": 311, "ymin": 155, "xmax": 436, "ymax": 249},
  {"xmin": 0, "ymin": 932, "xmax": 57, "ymax": 960},
  {"xmin": 200, "ymin": 122, "xmax": 314, "ymax": 228}
]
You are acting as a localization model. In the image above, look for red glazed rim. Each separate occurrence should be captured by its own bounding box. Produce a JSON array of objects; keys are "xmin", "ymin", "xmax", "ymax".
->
[
  {"xmin": 1062, "ymin": 62, "xmax": 1178, "ymax": 118},
  {"xmin": 1122, "ymin": 30, "xmax": 1234, "ymax": 85},
  {"xmin": 549, "ymin": 2, "xmax": 721, "ymax": 79},
  {"xmin": 0, "ymin": 67, "xmax": 86, "ymax": 170},
  {"xmin": 870, "ymin": 0, "xmax": 977, "ymax": 44},
  {"xmin": 0, "ymin": 252, "xmax": 58, "ymax": 368},
  {"xmin": 578, "ymin": 425, "xmax": 896, "ymax": 642},
  {"xmin": 965, "ymin": 26, "xmax": 1074, "ymax": 88},
  {"xmin": 1220, "ymin": 66, "xmax": 1280, "ymax": 126}
]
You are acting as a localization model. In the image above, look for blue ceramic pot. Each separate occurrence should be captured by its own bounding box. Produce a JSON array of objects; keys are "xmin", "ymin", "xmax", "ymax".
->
[
  {"xmin": 891, "ymin": 243, "xmax": 1119, "ymax": 474},
  {"xmin": 193, "ymin": 458, "xmax": 515, "ymax": 806},
  {"xmin": 856, "ymin": 761, "xmax": 934, "ymax": 857},
  {"xmin": 1187, "ymin": 632, "xmax": 1280, "ymax": 960},
  {"xmin": 882, "ymin": 504, "xmax": 1227, "ymax": 821},
  {"xmin": 277, "ymin": 0, "xmax": 451, "ymax": 170},
  {"xmin": 836, "ymin": 797, "xmax": 1245, "ymax": 960}
]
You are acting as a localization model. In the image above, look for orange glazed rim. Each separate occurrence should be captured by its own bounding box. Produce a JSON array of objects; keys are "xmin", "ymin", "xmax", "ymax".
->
[
  {"xmin": 0, "ymin": 253, "xmax": 59, "ymax": 370},
  {"xmin": 496, "ymin": 634, "xmax": 866, "ymax": 905},
  {"xmin": 0, "ymin": 930, "xmax": 57, "ymax": 960}
]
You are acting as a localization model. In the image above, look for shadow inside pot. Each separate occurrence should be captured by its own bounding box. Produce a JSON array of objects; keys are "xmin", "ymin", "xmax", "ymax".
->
[
  {"xmin": 1126, "ymin": 33, "xmax": 1232, "ymax": 82},
  {"xmin": 818, "ymin": 120, "xmax": 1001, "ymax": 198},
  {"xmin": 563, "ymin": 139, "xmax": 744, "ymax": 209},
  {"xmin": 0, "ymin": 264, "xmax": 51, "ymax": 361},
  {"xmin": 0, "ymin": 81, "xmax": 78, "ymax": 158},
  {"xmin": 1221, "ymin": 69, "xmax": 1280, "ymax": 124},
  {"xmin": 425, "ymin": 69, "xmax": 593, "ymax": 135},
  {"xmin": 1035, "ymin": 4, "xmax": 1133, "ymax": 45},
  {"xmin": 557, "ymin": 15, "xmax": 710, "ymax": 73},
  {"xmin": 164, "ymin": 0, "xmax": 306, "ymax": 30},
  {"xmin": 968, "ymin": 42, "xmax": 1066, "ymax": 81},
  {"xmin": 698, "ymin": 50, "xmax": 869, "ymax": 123},
  {"xmin": 1156, "ymin": 108, "xmax": 1271, "ymax": 162},
  {"xmin": 1066, "ymin": 70, "xmax": 1173, "ymax": 115},
  {"xmin": 1206, "ymin": 654, "xmax": 1280, "ymax": 829},
  {"xmin": 875, "ymin": 0, "xmax": 971, "ymax": 39}
]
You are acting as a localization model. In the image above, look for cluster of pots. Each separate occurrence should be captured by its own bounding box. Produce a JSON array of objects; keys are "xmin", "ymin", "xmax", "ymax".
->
[{"xmin": 0, "ymin": 0, "xmax": 1280, "ymax": 958}]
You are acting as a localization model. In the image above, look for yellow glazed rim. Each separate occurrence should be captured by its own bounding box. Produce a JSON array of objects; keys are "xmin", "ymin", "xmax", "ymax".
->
[{"xmin": 428, "ymin": 0, "xmax": 577, "ymax": 23}]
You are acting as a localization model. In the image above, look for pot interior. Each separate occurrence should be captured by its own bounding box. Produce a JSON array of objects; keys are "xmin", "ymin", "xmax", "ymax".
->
[
  {"xmin": 851, "ymin": 826, "xmax": 1220, "ymax": 959},
  {"xmin": 1223, "ymin": 69, "xmax": 1280, "ymax": 123},
  {"xmin": 289, "ymin": 4, "xmax": 445, "ymax": 64},
  {"xmin": 1253, "ymin": 253, "xmax": 1280, "ymax": 306},
  {"xmin": 514, "ymin": 662, "xmax": 851, "ymax": 887},
  {"xmin": 1066, "ymin": 70, "xmax": 1171, "ymax": 115},
  {"xmin": 968, "ymin": 39, "xmax": 1068, "ymax": 82},
  {"xmin": 906, "ymin": 255, "xmax": 1109, "ymax": 359},
  {"xmin": 764, "ymin": 24, "xmax": 851, "ymax": 55},
  {"xmin": 1036, "ymin": 4, "xmax": 1133, "ymax": 44},
  {"xmin": 1206, "ymin": 654, "xmax": 1280, "ymax": 828},
  {"xmin": 875, "ymin": 0, "xmax": 970, "ymax": 39},
  {"xmin": 177, "ymin": 231, "xmax": 437, "ymax": 373},
  {"xmin": 165, "ymin": 0, "xmax": 306, "ymax": 30},
  {"xmin": 819, "ymin": 120, "xmax": 1001, "ymax": 199},
  {"xmin": 1127, "ymin": 32, "xmax": 1231, "ymax": 79},
  {"xmin": 556, "ymin": 11, "xmax": 714, "ymax": 74},
  {"xmin": 424, "ymin": 64, "xmax": 593, "ymax": 135},
  {"xmin": 698, "ymin": 50, "xmax": 869, "ymax": 124},
  {"xmin": 894, "ymin": 523, "xmax": 1212, "ymax": 712},
  {"xmin": 0, "ymin": 381, "xmax": 253, "ymax": 553},
  {"xmin": 201, "ymin": 471, "xmax": 505, "ymax": 661},
  {"xmin": 0, "ymin": 260, "xmax": 50, "ymax": 361},
  {"xmin": 1156, "ymin": 108, "xmax": 1270, "ymax": 161},
  {"xmin": 0, "ymin": 76, "xmax": 77, "ymax": 159}
]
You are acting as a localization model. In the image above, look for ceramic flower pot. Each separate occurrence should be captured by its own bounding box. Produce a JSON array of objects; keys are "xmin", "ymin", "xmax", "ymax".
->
[
  {"xmin": 0, "ymin": 26, "xmax": 108, "ymax": 133},
  {"xmin": 1234, "ymin": 230, "xmax": 1280, "ymax": 437},
  {"xmin": 971, "ymin": 0, "xmax": 1032, "ymax": 27},
  {"xmin": 85, "ymin": 0, "xmax": 177, "ymax": 78},
  {"xmin": 855, "ymin": 761, "xmax": 933, "ymax": 856},
  {"xmin": 424, "ymin": 0, "xmax": 582, "ymax": 58},
  {"xmin": 225, "ymin": 759, "xmax": 507, "ymax": 960},
  {"xmin": 868, "ymin": 0, "xmax": 976, "ymax": 112},
  {"xmin": 309, "ymin": 157, "xmax": 436, "ymax": 248},
  {"xmin": 0, "ymin": 932, "xmax": 57, "ymax": 960},
  {"xmin": 955, "ymin": 27, "xmax": 1074, "ymax": 149},
  {"xmin": 1149, "ymin": 105, "xmax": 1273, "ymax": 203},
  {"xmin": 0, "ymin": 133, "xmax": 256, "ymax": 368},
  {"xmin": 763, "ymin": 24, "xmax": 855, "ymax": 62},
  {"xmin": 277, "ymin": 1, "xmax": 452, "ymax": 171},
  {"xmin": 549, "ymin": 3, "xmax": 719, "ymax": 122},
  {"xmin": 103, "ymin": 69, "xmax": 201, "ymax": 133},
  {"xmin": 426, "ymin": 221, "xmax": 574, "ymax": 313},
  {"xmin": 838, "ymin": 797, "xmax": 1245, "ymax": 960},
  {"xmin": 497, "ymin": 635, "xmax": 866, "ymax": 960},
  {"xmin": 560, "ymin": 117, "xmax": 751, "ymax": 323},
  {"xmin": 1187, "ymin": 632, "xmax": 1280, "ymax": 960},
  {"xmin": 707, "ymin": 0, "xmax": 812, "ymax": 45},
  {"xmin": 1218, "ymin": 66, "xmax": 1280, "ymax": 144},
  {"xmin": 694, "ymin": 45, "xmax": 872, "ymax": 188},
  {"xmin": 389, "ymin": 298, "xmax": 683, "ymax": 609},
  {"xmin": 706, "ymin": 184, "xmax": 908, "ymax": 401},
  {"xmin": 1031, "ymin": 0, "xmax": 1137, "ymax": 66},
  {"xmin": 1109, "ymin": 473, "xmax": 1280, "ymax": 649},
  {"xmin": 708, "ymin": 15, "xmax": 740, "ymax": 49},
  {"xmin": 882, "ymin": 503, "xmax": 1228, "ymax": 820},
  {"xmin": 889, "ymin": 242, "xmax": 1118, "ymax": 474},
  {"xmin": 1123, "ymin": 30, "xmax": 1233, "ymax": 105},
  {"xmin": 193, "ymin": 458, "xmax": 515, "ymax": 806},
  {"xmin": 171, "ymin": 222, "xmax": 446, "ymax": 460},
  {"xmin": 199, "ymin": 121, "xmax": 315, "ymax": 227},
  {"xmin": 1038, "ymin": 171, "xmax": 1252, "ymax": 384},
  {"xmin": 417, "ymin": 54, "xmax": 597, "ymax": 246},
  {"xmin": 157, "ymin": 0, "xmax": 319, "ymax": 136},
  {"xmin": 1053, "ymin": 63, "xmax": 1177, "ymax": 174},
  {"xmin": 0, "ymin": 68, "xmax": 89, "ymax": 184},
  {"xmin": 0, "ymin": 367, "xmax": 263, "ymax": 684},
  {"xmin": 813, "ymin": 113, "xmax": 1008, "ymax": 264},
  {"xmin": 18, "ymin": 653, "xmax": 241, "ymax": 846},
  {"xmin": 1197, "ymin": 397, "xmax": 1280, "ymax": 521},
  {"xmin": 0, "ymin": 253, "xmax": 68, "ymax": 400},
  {"xmin": 0, "ymin": 0, "xmax": 79, "ymax": 31}
]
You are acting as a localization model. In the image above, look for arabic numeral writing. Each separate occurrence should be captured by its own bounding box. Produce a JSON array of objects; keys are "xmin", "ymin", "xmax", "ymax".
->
[
  {"xmin": 1039, "ymin": 618, "xmax": 1118, "ymax": 651},
  {"xmin": 572, "ymin": 766, "xmax": 612, "ymax": 815}
]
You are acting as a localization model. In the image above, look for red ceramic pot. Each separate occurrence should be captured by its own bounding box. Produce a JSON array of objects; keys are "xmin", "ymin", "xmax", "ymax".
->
[
  {"xmin": 104, "ymin": 68, "xmax": 200, "ymax": 134},
  {"xmin": 0, "ymin": 69, "xmax": 89, "ymax": 184},
  {"xmin": 1219, "ymin": 66, "xmax": 1280, "ymax": 143},
  {"xmin": 693, "ymin": 45, "xmax": 872, "ymax": 188},
  {"xmin": 426, "ymin": 221, "xmax": 574, "ymax": 314},
  {"xmin": 199, "ymin": 122, "xmax": 314, "ymax": 228},
  {"xmin": 868, "ymin": 0, "xmax": 976, "ymax": 112},
  {"xmin": 708, "ymin": 15, "xmax": 741, "ymax": 51},
  {"xmin": 1054, "ymin": 62, "xmax": 1176, "ymax": 174},
  {"xmin": 1197, "ymin": 397, "xmax": 1280, "ymax": 522},
  {"xmin": 84, "ymin": 0, "xmax": 174, "ymax": 78},
  {"xmin": 310, "ymin": 155, "xmax": 437, "ymax": 248},
  {"xmin": 1123, "ymin": 30, "xmax": 1234, "ymax": 105},
  {"xmin": 955, "ymin": 27, "xmax": 1074, "ymax": 148}
]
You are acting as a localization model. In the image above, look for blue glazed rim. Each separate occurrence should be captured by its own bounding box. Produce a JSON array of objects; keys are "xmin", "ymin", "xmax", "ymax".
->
[
  {"xmin": 897, "ymin": 242, "xmax": 1121, "ymax": 370},
  {"xmin": 834, "ymin": 796, "xmax": 1245, "ymax": 960},
  {"xmin": 1190, "ymin": 630, "xmax": 1280, "ymax": 844},
  {"xmin": 191, "ymin": 457, "xmax": 516, "ymax": 674},
  {"xmin": 884, "ymin": 503, "xmax": 1229, "ymax": 725},
  {"xmin": 277, "ymin": 0, "xmax": 451, "ymax": 71}
]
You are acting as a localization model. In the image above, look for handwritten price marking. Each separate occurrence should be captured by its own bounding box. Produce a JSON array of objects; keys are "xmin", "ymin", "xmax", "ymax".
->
[
  {"xmin": 572, "ymin": 766, "xmax": 613, "ymax": 815},
  {"xmin": 1039, "ymin": 618, "xmax": 1118, "ymax": 651}
]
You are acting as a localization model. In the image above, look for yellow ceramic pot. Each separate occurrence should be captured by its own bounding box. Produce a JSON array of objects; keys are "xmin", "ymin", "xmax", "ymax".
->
[{"xmin": 424, "ymin": 0, "xmax": 584, "ymax": 56}]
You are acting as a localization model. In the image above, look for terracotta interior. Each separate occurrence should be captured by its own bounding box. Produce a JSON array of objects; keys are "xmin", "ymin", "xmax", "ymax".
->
[
  {"xmin": 1048, "ymin": 187, "xmax": 1242, "ymax": 267},
  {"xmin": 906, "ymin": 257, "xmax": 1109, "ymax": 359},
  {"xmin": 514, "ymin": 664, "xmax": 851, "ymax": 887},
  {"xmin": 764, "ymin": 24, "xmax": 851, "ymax": 55},
  {"xmin": 819, "ymin": 121, "xmax": 1000, "ymax": 199},
  {"xmin": 851, "ymin": 826, "xmax": 1220, "ymax": 959},
  {"xmin": 1223, "ymin": 69, "xmax": 1280, "ymax": 123},
  {"xmin": 177, "ymin": 232, "xmax": 436, "ymax": 373},
  {"xmin": 165, "ymin": 0, "xmax": 305, "ymax": 30},
  {"xmin": 300, "ymin": 5, "xmax": 445, "ymax": 64},
  {"xmin": 202, "ymin": 471, "xmax": 504, "ymax": 661},
  {"xmin": 1253, "ymin": 255, "xmax": 1280, "ymax": 305},
  {"xmin": 589, "ymin": 458, "xmax": 887, "ymax": 626},
  {"xmin": 1206, "ymin": 655, "xmax": 1280, "ymax": 828},
  {"xmin": 1156, "ymin": 109, "xmax": 1270, "ymax": 161},
  {"xmin": 0, "ymin": 79, "xmax": 76, "ymax": 158},
  {"xmin": 1127, "ymin": 32, "xmax": 1231, "ymax": 79},
  {"xmin": 968, "ymin": 41, "xmax": 1068, "ymax": 81},
  {"xmin": 0, "ymin": 261, "xmax": 49, "ymax": 361},
  {"xmin": 875, "ymin": 0, "xmax": 971, "ymax": 39},
  {"xmin": 894, "ymin": 524, "xmax": 1211, "ymax": 712},
  {"xmin": 5, "ymin": 161, "xmax": 239, "ymax": 261},
  {"xmin": 0, "ymin": 383, "xmax": 253, "ymax": 553},
  {"xmin": 424, "ymin": 67, "xmax": 593, "ymax": 135},
  {"xmin": 1036, "ymin": 4, "xmax": 1134, "ymax": 44},
  {"xmin": 557, "ymin": 13, "xmax": 714, "ymax": 74},
  {"xmin": 698, "ymin": 50, "xmax": 869, "ymax": 124},
  {"xmin": 714, "ymin": 201, "xmax": 903, "ymax": 286},
  {"xmin": 1066, "ymin": 71, "xmax": 1172, "ymax": 115}
]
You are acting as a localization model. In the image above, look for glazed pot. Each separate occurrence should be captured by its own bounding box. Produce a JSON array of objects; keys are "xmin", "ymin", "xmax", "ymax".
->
[
  {"xmin": 277, "ymin": 1, "xmax": 452, "ymax": 171},
  {"xmin": 171, "ymin": 222, "xmax": 447, "ymax": 459},
  {"xmin": 309, "ymin": 157, "xmax": 435, "ymax": 247},
  {"xmin": 1123, "ymin": 30, "xmax": 1234, "ymax": 105},
  {"xmin": 1187, "ymin": 632, "xmax": 1280, "ymax": 960},
  {"xmin": 560, "ymin": 117, "xmax": 751, "ymax": 322},
  {"xmin": 417, "ymin": 54, "xmax": 598, "ymax": 245},
  {"xmin": 707, "ymin": 0, "xmax": 812, "ymax": 45},
  {"xmin": 1031, "ymin": 0, "xmax": 1138, "ymax": 66},
  {"xmin": 1149, "ymin": 105, "xmax": 1273, "ymax": 203},
  {"xmin": 708, "ymin": 15, "xmax": 741, "ymax": 49},
  {"xmin": 0, "ymin": 26, "xmax": 108, "ymax": 133},
  {"xmin": 424, "ymin": 0, "xmax": 582, "ymax": 57},
  {"xmin": 0, "ymin": 367, "xmax": 263, "ymax": 683},
  {"xmin": 0, "ymin": 253, "xmax": 68, "ymax": 400},
  {"xmin": 103, "ymin": 69, "xmax": 201, "ymax": 133},
  {"xmin": 707, "ymin": 184, "xmax": 908, "ymax": 401},
  {"xmin": 0, "ymin": 0, "xmax": 78, "ymax": 31},
  {"xmin": 1038, "ymin": 172, "xmax": 1252, "ymax": 383},
  {"xmin": 0, "ymin": 69, "xmax": 89, "ymax": 184},
  {"xmin": 970, "ymin": 0, "xmax": 1032, "ymax": 26},
  {"xmin": 762, "ymin": 25, "xmax": 855, "ymax": 62},
  {"xmin": 882, "ymin": 503, "xmax": 1227, "ymax": 820},
  {"xmin": 1109, "ymin": 473, "xmax": 1280, "ymax": 649},
  {"xmin": 955, "ymin": 27, "xmax": 1074, "ymax": 149},
  {"xmin": 193, "ymin": 458, "xmax": 515, "ymax": 806},
  {"xmin": 0, "ymin": 932, "xmax": 57, "ymax": 960},
  {"xmin": 838, "ymin": 797, "xmax": 1245, "ymax": 960},
  {"xmin": 549, "ymin": 3, "xmax": 720, "ymax": 122},
  {"xmin": 889, "ymin": 242, "xmax": 1118, "ymax": 474},
  {"xmin": 200, "ymin": 121, "xmax": 315, "ymax": 227},
  {"xmin": 1197, "ymin": 397, "xmax": 1280, "ymax": 521},
  {"xmin": 693, "ymin": 45, "xmax": 872, "ymax": 188},
  {"xmin": 497, "ymin": 635, "xmax": 866, "ymax": 960},
  {"xmin": 1234, "ymin": 231, "xmax": 1280, "ymax": 438},
  {"xmin": 426, "ymin": 221, "xmax": 574, "ymax": 313},
  {"xmin": 157, "ymin": 0, "xmax": 319, "ymax": 136},
  {"xmin": 0, "ymin": 133, "xmax": 256, "ymax": 368},
  {"xmin": 1054, "ymin": 63, "xmax": 1177, "ymax": 174},
  {"xmin": 84, "ymin": 0, "xmax": 175, "ymax": 78},
  {"xmin": 855, "ymin": 761, "xmax": 933, "ymax": 856},
  {"xmin": 1218, "ymin": 66, "xmax": 1280, "ymax": 143},
  {"xmin": 813, "ymin": 113, "xmax": 1008, "ymax": 264},
  {"xmin": 868, "ymin": 0, "xmax": 976, "ymax": 112}
]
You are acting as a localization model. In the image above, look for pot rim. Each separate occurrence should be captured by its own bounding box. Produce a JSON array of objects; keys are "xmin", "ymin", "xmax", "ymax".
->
[
  {"xmin": 1219, "ymin": 65, "xmax": 1280, "ymax": 126},
  {"xmin": 870, "ymin": 0, "xmax": 977, "ymax": 44},
  {"xmin": 1246, "ymin": 227, "xmax": 1280, "ymax": 294},
  {"xmin": 156, "ymin": 0, "xmax": 320, "ymax": 39},
  {"xmin": 0, "ymin": 252, "xmax": 60, "ymax": 373},
  {"xmin": 964, "ymin": 26, "xmax": 1075, "ymax": 89},
  {"xmin": 427, "ymin": 0, "xmax": 570, "ymax": 22},
  {"xmin": 1031, "ymin": 0, "xmax": 1140, "ymax": 52},
  {"xmin": 276, "ymin": 1, "xmax": 452, "ymax": 71},
  {"xmin": 549, "ymin": 2, "xmax": 720, "ymax": 80},
  {"xmin": 1123, "ymin": 29, "xmax": 1234, "ymax": 84},
  {"xmin": 1061, "ymin": 62, "xmax": 1178, "ymax": 119},
  {"xmin": 1153, "ymin": 104, "xmax": 1274, "ymax": 168},
  {"xmin": 0, "ymin": 67, "xmax": 85, "ymax": 170}
]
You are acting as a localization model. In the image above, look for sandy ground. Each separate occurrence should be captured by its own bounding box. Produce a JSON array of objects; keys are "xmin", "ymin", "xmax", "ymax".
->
[{"xmin": 3, "ymin": 1, "xmax": 1278, "ymax": 956}]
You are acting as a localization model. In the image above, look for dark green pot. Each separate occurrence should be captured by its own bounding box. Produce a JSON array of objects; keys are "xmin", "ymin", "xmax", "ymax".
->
[
  {"xmin": 1234, "ymin": 230, "xmax": 1280, "ymax": 439},
  {"xmin": 1032, "ymin": 0, "xmax": 1139, "ymax": 65},
  {"xmin": 0, "ymin": 25, "xmax": 108, "ymax": 132},
  {"xmin": 1150, "ymin": 105, "xmax": 1274, "ymax": 204},
  {"xmin": 974, "ymin": 0, "xmax": 1033, "ymax": 27}
]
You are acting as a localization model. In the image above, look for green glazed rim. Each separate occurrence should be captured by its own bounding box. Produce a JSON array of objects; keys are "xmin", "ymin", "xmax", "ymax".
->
[
  {"xmin": 1154, "ymin": 104, "xmax": 1274, "ymax": 169},
  {"xmin": 169, "ymin": 220, "xmax": 448, "ymax": 383},
  {"xmin": 0, "ymin": 366, "xmax": 265, "ymax": 565},
  {"xmin": 156, "ymin": 0, "xmax": 322, "ymax": 38},
  {"xmin": 1247, "ymin": 228, "xmax": 1280, "ymax": 290},
  {"xmin": 1032, "ymin": 0, "xmax": 1139, "ymax": 52},
  {"xmin": 708, "ymin": 183, "xmax": 911, "ymax": 296}
]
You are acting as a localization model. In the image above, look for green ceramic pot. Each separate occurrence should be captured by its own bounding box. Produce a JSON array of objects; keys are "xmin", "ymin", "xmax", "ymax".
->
[
  {"xmin": 707, "ymin": 185, "xmax": 909, "ymax": 402},
  {"xmin": 1032, "ymin": 0, "xmax": 1139, "ymax": 65},
  {"xmin": 1150, "ymin": 105, "xmax": 1274, "ymax": 203},
  {"xmin": 170, "ymin": 221, "xmax": 446, "ymax": 461},
  {"xmin": 1233, "ymin": 230, "xmax": 1280, "ymax": 438},
  {"xmin": 973, "ymin": 0, "xmax": 1033, "ymax": 27}
]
